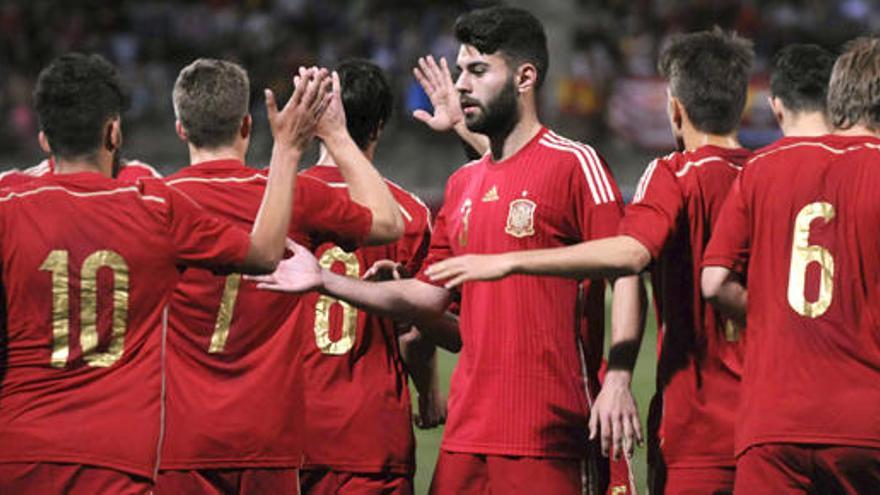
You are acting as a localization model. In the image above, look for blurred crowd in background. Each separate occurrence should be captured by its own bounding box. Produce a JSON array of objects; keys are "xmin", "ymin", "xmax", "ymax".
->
[{"xmin": 1, "ymin": 0, "xmax": 878, "ymax": 198}]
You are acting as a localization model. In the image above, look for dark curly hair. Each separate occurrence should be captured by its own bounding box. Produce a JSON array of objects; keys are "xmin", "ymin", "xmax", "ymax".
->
[
  {"xmin": 770, "ymin": 44, "xmax": 834, "ymax": 114},
  {"xmin": 658, "ymin": 28, "xmax": 754, "ymax": 135},
  {"xmin": 336, "ymin": 59, "xmax": 392, "ymax": 151},
  {"xmin": 33, "ymin": 53, "xmax": 129, "ymax": 160},
  {"xmin": 454, "ymin": 6, "xmax": 549, "ymax": 89}
]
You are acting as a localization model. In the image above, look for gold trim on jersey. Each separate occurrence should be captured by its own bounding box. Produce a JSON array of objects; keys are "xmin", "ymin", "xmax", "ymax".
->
[
  {"xmin": 165, "ymin": 174, "xmax": 266, "ymax": 185},
  {"xmin": 505, "ymin": 198, "xmax": 536, "ymax": 238},
  {"xmin": 0, "ymin": 185, "xmax": 166, "ymax": 204},
  {"xmin": 458, "ymin": 198, "xmax": 473, "ymax": 247}
]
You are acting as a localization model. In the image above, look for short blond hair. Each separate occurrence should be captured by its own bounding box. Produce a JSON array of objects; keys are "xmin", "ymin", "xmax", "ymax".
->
[{"xmin": 828, "ymin": 37, "xmax": 880, "ymax": 131}]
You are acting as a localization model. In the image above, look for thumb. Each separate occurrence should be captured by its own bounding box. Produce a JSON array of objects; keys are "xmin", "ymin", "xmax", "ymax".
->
[{"xmin": 413, "ymin": 109, "xmax": 433, "ymax": 124}]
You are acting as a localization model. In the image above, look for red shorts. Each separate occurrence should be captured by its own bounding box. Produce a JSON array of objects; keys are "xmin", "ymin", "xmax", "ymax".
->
[
  {"xmin": 300, "ymin": 468, "xmax": 412, "ymax": 495},
  {"xmin": 0, "ymin": 462, "xmax": 151, "ymax": 495},
  {"xmin": 649, "ymin": 464, "xmax": 734, "ymax": 495},
  {"xmin": 429, "ymin": 450, "xmax": 586, "ymax": 495},
  {"xmin": 735, "ymin": 443, "xmax": 880, "ymax": 495},
  {"xmin": 608, "ymin": 455, "xmax": 638, "ymax": 495},
  {"xmin": 155, "ymin": 467, "xmax": 300, "ymax": 495}
]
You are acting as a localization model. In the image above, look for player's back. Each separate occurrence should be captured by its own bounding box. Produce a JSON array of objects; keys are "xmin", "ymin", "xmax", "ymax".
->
[
  {"xmin": 160, "ymin": 159, "xmax": 373, "ymax": 469},
  {"xmin": 730, "ymin": 134, "xmax": 880, "ymax": 453},
  {"xmin": 297, "ymin": 165, "xmax": 431, "ymax": 475},
  {"xmin": 0, "ymin": 171, "xmax": 235, "ymax": 478},
  {"xmin": 621, "ymin": 145, "xmax": 750, "ymax": 467}
]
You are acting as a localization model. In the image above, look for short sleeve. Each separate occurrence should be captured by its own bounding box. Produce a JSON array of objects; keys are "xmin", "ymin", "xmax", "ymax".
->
[
  {"xmin": 401, "ymin": 207, "xmax": 432, "ymax": 276},
  {"xmin": 569, "ymin": 150, "xmax": 624, "ymax": 242},
  {"xmin": 416, "ymin": 194, "xmax": 454, "ymax": 288},
  {"xmin": 703, "ymin": 175, "xmax": 750, "ymax": 273},
  {"xmin": 144, "ymin": 180, "xmax": 250, "ymax": 271},
  {"xmin": 294, "ymin": 176, "xmax": 373, "ymax": 250},
  {"xmin": 618, "ymin": 159, "xmax": 684, "ymax": 259}
]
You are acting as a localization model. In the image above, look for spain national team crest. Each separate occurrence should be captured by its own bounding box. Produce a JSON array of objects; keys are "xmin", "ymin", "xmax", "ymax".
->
[{"xmin": 505, "ymin": 198, "xmax": 536, "ymax": 238}]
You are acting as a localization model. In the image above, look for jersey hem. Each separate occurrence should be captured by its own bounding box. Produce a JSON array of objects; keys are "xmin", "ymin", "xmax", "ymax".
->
[
  {"xmin": 301, "ymin": 462, "xmax": 413, "ymax": 476},
  {"xmin": 737, "ymin": 434, "xmax": 880, "ymax": 457},
  {"xmin": 440, "ymin": 441, "xmax": 585, "ymax": 459},
  {"xmin": 0, "ymin": 454, "xmax": 151, "ymax": 479},
  {"xmin": 659, "ymin": 456, "xmax": 737, "ymax": 469},
  {"xmin": 159, "ymin": 456, "xmax": 303, "ymax": 470}
]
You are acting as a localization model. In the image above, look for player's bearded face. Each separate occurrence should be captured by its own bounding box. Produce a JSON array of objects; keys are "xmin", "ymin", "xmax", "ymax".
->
[{"xmin": 460, "ymin": 73, "xmax": 519, "ymax": 135}]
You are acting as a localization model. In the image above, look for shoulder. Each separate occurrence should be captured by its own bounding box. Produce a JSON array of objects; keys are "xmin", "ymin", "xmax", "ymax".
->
[
  {"xmin": 384, "ymin": 178, "xmax": 432, "ymax": 229},
  {"xmin": 534, "ymin": 131, "xmax": 608, "ymax": 171},
  {"xmin": 118, "ymin": 160, "xmax": 162, "ymax": 181},
  {"xmin": 22, "ymin": 159, "xmax": 51, "ymax": 177}
]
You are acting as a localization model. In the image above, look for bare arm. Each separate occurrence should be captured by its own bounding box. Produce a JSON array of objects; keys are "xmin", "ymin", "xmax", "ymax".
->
[
  {"xmin": 413, "ymin": 56, "xmax": 489, "ymax": 156},
  {"xmin": 701, "ymin": 265, "xmax": 747, "ymax": 327},
  {"xmin": 425, "ymin": 235, "xmax": 652, "ymax": 288},
  {"xmin": 318, "ymin": 72, "xmax": 403, "ymax": 245},
  {"xmin": 400, "ymin": 328, "xmax": 447, "ymax": 429},
  {"xmin": 242, "ymin": 68, "xmax": 331, "ymax": 274},
  {"xmin": 590, "ymin": 274, "xmax": 647, "ymax": 460}
]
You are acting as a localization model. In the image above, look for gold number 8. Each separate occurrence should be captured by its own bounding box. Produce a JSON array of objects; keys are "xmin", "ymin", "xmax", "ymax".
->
[{"xmin": 313, "ymin": 247, "xmax": 360, "ymax": 355}]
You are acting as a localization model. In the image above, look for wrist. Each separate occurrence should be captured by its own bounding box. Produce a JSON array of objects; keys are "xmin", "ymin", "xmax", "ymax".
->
[
  {"xmin": 603, "ymin": 369, "xmax": 633, "ymax": 387},
  {"xmin": 319, "ymin": 128, "xmax": 350, "ymax": 150},
  {"xmin": 271, "ymin": 143, "xmax": 303, "ymax": 164}
]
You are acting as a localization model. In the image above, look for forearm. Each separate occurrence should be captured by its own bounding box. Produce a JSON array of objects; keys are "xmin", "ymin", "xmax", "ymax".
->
[
  {"xmin": 401, "ymin": 329, "xmax": 439, "ymax": 397},
  {"xmin": 702, "ymin": 266, "xmax": 747, "ymax": 326},
  {"xmin": 321, "ymin": 272, "xmax": 450, "ymax": 321},
  {"xmin": 322, "ymin": 132, "xmax": 403, "ymax": 244},
  {"xmin": 244, "ymin": 144, "xmax": 302, "ymax": 273},
  {"xmin": 508, "ymin": 236, "xmax": 651, "ymax": 280},
  {"xmin": 607, "ymin": 275, "xmax": 647, "ymax": 380},
  {"xmin": 414, "ymin": 312, "xmax": 461, "ymax": 353}
]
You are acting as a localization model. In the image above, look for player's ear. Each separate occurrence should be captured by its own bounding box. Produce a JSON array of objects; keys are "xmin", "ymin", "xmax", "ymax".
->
[
  {"xmin": 769, "ymin": 96, "xmax": 784, "ymax": 126},
  {"xmin": 516, "ymin": 63, "xmax": 538, "ymax": 94},
  {"xmin": 175, "ymin": 120, "xmax": 188, "ymax": 143},
  {"xmin": 669, "ymin": 96, "xmax": 684, "ymax": 131},
  {"xmin": 241, "ymin": 114, "xmax": 252, "ymax": 140},
  {"xmin": 38, "ymin": 131, "xmax": 52, "ymax": 155},
  {"xmin": 105, "ymin": 118, "xmax": 122, "ymax": 152}
]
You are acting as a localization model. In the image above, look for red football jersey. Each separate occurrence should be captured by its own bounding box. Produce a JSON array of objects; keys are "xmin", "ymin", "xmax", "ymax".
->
[
  {"xmin": 159, "ymin": 159, "xmax": 373, "ymax": 469},
  {"xmin": 0, "ymin": 158, "xmax": 161, "ymax": 188},
  {"xmin": 618, "ymin": 145, "xmax": 750, "ymax": 468},
  {"xmin": 416, "ymin": 128, "xmax": 624, "ymax": 458},
  {"xmin": 0, "ymin": 172, "xmax": 250, "ymax": 479},
  {"xmin": 296, "ymin": 164, "xmax": 431, "ymax": 474},
  {"xmin": 704, "ymin": 135, "xmax": 880, "ymax": 455}
]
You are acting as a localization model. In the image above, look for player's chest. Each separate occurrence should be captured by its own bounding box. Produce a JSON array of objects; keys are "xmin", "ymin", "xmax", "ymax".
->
[{"xmin": 446, "ymin": 172, "xmax": 574, "ymax": 253}]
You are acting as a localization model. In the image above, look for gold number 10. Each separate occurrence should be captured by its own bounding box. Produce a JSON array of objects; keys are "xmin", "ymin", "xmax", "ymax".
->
[
  {"xmin": 787, "ymin": 202, "xmax": 835, "ymax": 318},
  {"xmin": 39, "ymin": 250, "xmax": 130, "ymax": 368}
]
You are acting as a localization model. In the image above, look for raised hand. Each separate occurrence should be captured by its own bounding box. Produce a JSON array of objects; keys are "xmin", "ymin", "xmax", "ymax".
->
[
  {"xmin": 246, "ymin": 239, "xmax": 323, "ymax": 293},
  {"xmin": 424, "ymin": 253, "xmax": 515, "ymax": 289},
  {"xmin": 588, "ymin": 371, "xmax": 643, "ymax": 460},
  {"xmin": 412, "ymin": 56, "xmax": 464, "ymax": 132},
  {"xmin": 265, "ymin": 66, "xmax": 333, "ymax": 152},
  {"xmin": 316, "ymin": 70, "xmax": 346, "ymax": 141}
]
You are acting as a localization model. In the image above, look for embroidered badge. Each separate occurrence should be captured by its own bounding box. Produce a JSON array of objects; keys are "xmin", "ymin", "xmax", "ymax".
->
[
  {"xmin": 482, "ymin": 185, "xmax": 499, "ymax": 202},
  {"xmin": 504, "ymin": 198, "xmax": 536, "ymax": 238}
]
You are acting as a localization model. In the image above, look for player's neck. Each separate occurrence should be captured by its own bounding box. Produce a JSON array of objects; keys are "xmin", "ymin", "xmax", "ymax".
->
[
  {"xmin": 682, "ymin": 127, "xmax": 740, "ymax": 151},
  {"xmin": 53, "ymin": 155, "xmax": 111, "ymax": 177},
  {"xmin": 783, "ymin": 112, "xmax": 829, "ymax": 137},
  {"xmin": 188, "ymin": 143, "xmax": 245, "ymax": 166},
  {"xmin": 488, "ymin": 112, "xmax": 542, "ymax": 162},
  {"xmin": 833, "ymin": 125, "xmax": 880, "ymax": 139},
  {"xmin": 315, "ymin": 143, "xmax": 375, "ymax": 167}
]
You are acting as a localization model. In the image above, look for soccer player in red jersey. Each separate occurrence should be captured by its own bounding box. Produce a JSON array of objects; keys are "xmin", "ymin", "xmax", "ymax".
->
[
  {"xmin": 425, "ymin": 29, "xmax": 755, "ymax": 494},
  {"xmin": 0, "ymin": 53, "xmax": 328, "ymax": 494},
  {"xmin": 295, "ymin": 59, "xmax": 438, "ymax": 495},
  {"xmin": 768, "ymin": 44, "xmax": 834, "ymax": 138},
  {"xmin": 702, "ymin": 37, "xmax": 880, "ymax": 494},
  {"xmin": 154, "ymin": 59, "xmax": 403, "ymax": 495},
  {"xmin": 251, "ymin": 7, "xmax": 642, "ymax": 494}
]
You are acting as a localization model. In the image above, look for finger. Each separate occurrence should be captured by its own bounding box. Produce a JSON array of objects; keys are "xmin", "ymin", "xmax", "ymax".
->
[
  {"xmin": 243, "ymin": 273, "xmax": 276, "ymax": 284},
  {"xmin": 264, "ymin": 89, "xmax": 278, "ymax": 122},
  {"xmin": 611, "ymin": 413, "xmax": 623, "ymax": 460},
  {"xmin": 314, "ymin": 76, "xmax": 333, "ymax": 114},
  {"xmin": 634, "ymin": 414, "xmax": 644, "ymax": 447},
  {"xmin": 600, "ymin": 412, "xmax": 612, "ymax": 457},
  {"xmin": 426, "ymin": 55, "xmax": 444, "ymax": 81},
  {"xmin": 440, "ymin": 57, "xmax": 454, "ymax": 82},
  {"xmin": 589, "ymin": 409, "xmax": 599, "ymax": 441},
  {"xmin": 285, "ymin": 238, "xmax": 298, "ymax": 250},
  {"xmin": 415, "ymin": 61, "xmax": 435, "ymax": 94},
  {"xmin": 291, "ymin": 240, "xmax": 311, "ymax": 257},
  {"xmin": 300, "ymin": 69, "xmax": 324, "ymax": 110},
  {"xmin": 290, "ymin": 67, "xmax": 308, "ymax": 105},
  {"xmin": 444, "ymin": 274, "xmax": 468, "ymax": 290},
  {"xmin": 622, "ymin": 414, "xmax": 634, "ymax": 459},
  {"xmin": 255, "ymin": 282, "xmax": 283, "ymax": 291}
]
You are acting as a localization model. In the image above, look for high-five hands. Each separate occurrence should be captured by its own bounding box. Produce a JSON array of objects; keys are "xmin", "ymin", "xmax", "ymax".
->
[
  {"xmin": 265, "ymin": 66, "xmax": 333, "ymax": 151},
  {"xmin": 245, "ymin": 239, "xmax": 323, "ymax": 293}
]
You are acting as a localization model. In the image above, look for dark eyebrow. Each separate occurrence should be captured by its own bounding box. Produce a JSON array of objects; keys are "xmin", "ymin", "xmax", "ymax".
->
[{"xmin": 466, "ymin": 62, "xmax": 489, "ymax": 71}]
